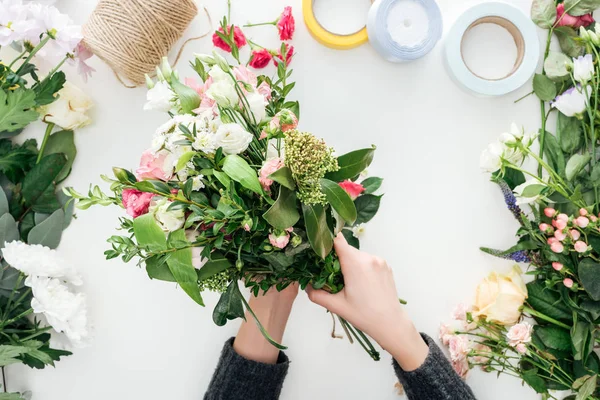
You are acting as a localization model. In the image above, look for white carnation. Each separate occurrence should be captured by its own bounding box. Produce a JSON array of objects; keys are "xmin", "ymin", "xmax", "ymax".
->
[
  {"xmin": 214, "ymin": 123, "xmax": 253, "ymax": 155},
  {"xmin": 149, "ymin": 197, "xmax": 185, "ymax": 232}
]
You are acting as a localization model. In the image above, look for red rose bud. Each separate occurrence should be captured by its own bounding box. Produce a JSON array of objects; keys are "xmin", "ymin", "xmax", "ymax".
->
[
  {"xmin": 212, "ymin": 25, "xmax": 247, "ymax": 53},
  {"xmin": 249, "ymin": 48, "xmax": 273, "ymax": 69},
  {"xmin": 556, "ymin": 4, "xmax": 594, "ymax": 29},
  {"xmin": 277, "ymin": 6, "xmax": 295, "ymax": 41}
]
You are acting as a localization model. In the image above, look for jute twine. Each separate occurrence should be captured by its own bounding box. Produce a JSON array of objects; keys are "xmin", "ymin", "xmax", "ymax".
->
[{"xmin": 83, "ymin": 0, "xmax": 210, "ymax": 88}]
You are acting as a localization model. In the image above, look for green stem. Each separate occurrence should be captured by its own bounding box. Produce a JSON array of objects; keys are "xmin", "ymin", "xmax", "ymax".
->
[
  {"xmin": 227, "ymin": 0, "xmax": 231, "ymax": 21},
  {"xmin": 20, "ymin": 326, "xmax": 53, "ymax": 342},
  {"xmin": 522, "ymin": 305, "xmax": 570, "ymax": 329},
  {"xmin": 538, "ymin": 27, "xmax": 554, "ymax": 178},
  {"xmin": 8, "ymin": 50, "xmax": 27, "ymax": 69},
  {"xmin": 243, "ymin": 21, "xmax": 276, "ymax": 28},
  {"xmin": 45, "ymin": 55, "xmax": 69, "ymax": 79},
  {"xmin": 239, "ymin": 287, "xmax": 287, "ymax": 350},
  {"xmin": 37, "ymin": 123, "xmax": 55, "ymax": 164},
  {"xmin": 16, "ymin": 35, "xmax": 51, "ymax": 75},
  {"xmin": 0, "ymin": 309, "xmax": 33, "ymax": 329}
]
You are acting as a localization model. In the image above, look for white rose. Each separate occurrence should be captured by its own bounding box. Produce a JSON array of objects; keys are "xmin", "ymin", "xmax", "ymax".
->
[
  {"xmin": 148, "ymin": 197, "xmax": 185, "ymax": 232},
  {"xmin": 214, "ymin": 123, "xmax": 253, "ymax": 155},
  {"xmin": 246, "ymin": 92, "xmax": 267, "ymax": 122},
  {"xmin": 41, "ymin": 82, "xmax": 92, "ymax": 130},
  {"xmin": 551, "ymin": 86, "xmax": 591, "ymax": 117},
  {"xmin": 144, "ymin": 81, "xmax": 174, "ymax": 112},
  {"xmin": 472, "ymin": 266, "xmax": 527, "ymax": 325},
  {"xmin": 480, "ymin": 141, "xmax": 504, "ymax": 172},
  {"xmin": 206, "ymin": 80, "xmax": 239, "ymax": 107}
]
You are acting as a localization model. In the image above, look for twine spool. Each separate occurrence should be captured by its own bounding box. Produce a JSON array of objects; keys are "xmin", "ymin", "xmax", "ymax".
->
[{"xmin": 83, "ymin": 0, "xmax": 203, "ymax": 87}]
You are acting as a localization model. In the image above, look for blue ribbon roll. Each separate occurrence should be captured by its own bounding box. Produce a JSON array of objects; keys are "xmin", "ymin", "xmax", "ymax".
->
[{"xmin": 367, "ymin": 0, "xmax": 443, "ymax": 62}]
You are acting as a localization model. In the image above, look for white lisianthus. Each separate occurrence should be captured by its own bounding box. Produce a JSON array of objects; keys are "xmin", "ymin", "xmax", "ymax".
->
[
  {"xmin": 206, "ymin": 80, "xmax": 238, "ymax": 107},
  {"xmin": 144, "ymin": 81, "xmax": 174, "ymax": 112},
  {"xmin": 3, "ymin": 241, "xmax": 82, "ymax": 285},
  {"xmin": 551, "ymin": 86, "xmax": 591, "ymax": 117},
  {"xmin": 352, "ymin": 224, "xmax": 366, "ymax": 238},
  {"xmin": 150, "ymin": 134, "xmax": 167, "ymax": 154},
  {"xmin": 573, "ymin": 54, "xmax": 594, "ymax": 83},
  {"xmin": 246, "ymin": 92, "xmax": 267, "ymax": 122},
  {"xmin": 513, "ymin": 179, "xmax": 546, "ymax": 205},
  {"xmin": 214, "ymin": 123, "xmax": 253, "ymax": 155},
  {"xmin": 149, "ymin": 197, "xmax": 185, "ymax": 232},
  {"xmin": 41, "ymin": 82, "xmax": 92, "ymax": 130},
  {"xmin": 192, "ymin": 131, "xmax": 217, "ymax": 154},
  {"xmin": 192, "ymin": 175, "xmax": 205, "ymax": 191}
]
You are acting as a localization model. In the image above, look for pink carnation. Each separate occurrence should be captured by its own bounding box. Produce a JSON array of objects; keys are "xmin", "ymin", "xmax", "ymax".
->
[
  {"xmin": 452, "ymin": 303, "xmax": 470, "ymax": 321},
  {"xmin": 212, "ymin": 25, "xmax": 247, "ymax": 52},
  {"xmin": 448, "ymin": 335, "xmax": 470, "ymax": 362},
  {"xmin": 452, "ymin": 358, "xmax": 470, "ymax": 379},
  {"xmin": 556, "ymin": 4, "xmax": 594, "ymax": 29},
  {"xmin": 122, "ymin": 189, "xmax": 154, "ymax": 218},
  {"xmin": 249, "ymin": 49, "xmax": 273, "ymax": 69},
  {"xmin": 136, "ymin": 150, "xmax": 173, "ymax": 181},
  {"xmin": 259, "ymin": 157, "xmax": 284, "ymax": 191},
  {"xmin": 506, "ymin": 322, "xmax": 532, "ymax": 347},
  {"xmin": 339, "ymin": 180, "xmax": 365, "ymax": 200},
  {"xmin": 277, "ymin": 6, "xmax": 295, "ymax": 41}
]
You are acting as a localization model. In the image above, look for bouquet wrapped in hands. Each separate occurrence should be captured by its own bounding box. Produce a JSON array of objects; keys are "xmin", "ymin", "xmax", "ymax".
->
[{"xmin": 68, "ymin": 9, "xmax": 384, "ymax": 358}]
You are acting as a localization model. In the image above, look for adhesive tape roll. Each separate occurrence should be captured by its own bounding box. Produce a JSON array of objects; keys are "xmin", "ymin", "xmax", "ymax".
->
[
  {"xmin": 367, "ymin": 0, "xmax": 443, "ymax": 62},
  {"xmin": 445, "ymin": 2, "xmax": 540, "ymax": 96},
  {"xmin": 302, "ymin": 0, "xmax": 369, "ymax": 50}
]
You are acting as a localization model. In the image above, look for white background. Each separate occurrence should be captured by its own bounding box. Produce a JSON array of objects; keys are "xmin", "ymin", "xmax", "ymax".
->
[{"xmin": 9, "ymin": 0, "xmax": 554, "ymax": 399}]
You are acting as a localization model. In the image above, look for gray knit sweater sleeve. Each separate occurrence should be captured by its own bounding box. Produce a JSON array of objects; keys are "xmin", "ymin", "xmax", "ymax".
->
[
  {"xmin": 393, "ymin": 334, "xmax": 477, "ymax": 400},
  {"xmin": 204, "ymin": 337, "xmax": 289, "ymax": 400}
]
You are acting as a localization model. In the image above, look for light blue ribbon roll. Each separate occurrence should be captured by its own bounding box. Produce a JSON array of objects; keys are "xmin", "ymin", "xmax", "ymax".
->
[{"xmin": 367, "ymin": 0, "xmax": 443, "ymax": 62}]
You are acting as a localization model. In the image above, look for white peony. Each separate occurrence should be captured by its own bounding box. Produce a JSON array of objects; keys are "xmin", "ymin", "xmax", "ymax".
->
[
  {"xmin": 149, "ymin": 197, "xmax": 185, "ymax": 232},
  {"xmin": 246, "ymin": 92, "xmax": 267, "ymax": 122},
  {"xmin": 144, "ymin": 81, "xmax": 174, "ymax": 112},
  {"xmin": 574, "ymin": 54, "xmax": 594, "ymax": 84},
  {"xmin": 214, "ymin": 123, "xmax": 253, "ymax": 155},
  {"xmin": 2, "ymin": 241, "xmax": 82, "ymax": 285},
  {"xmin": 41, "ymin": 82, "xmax": 92, "ymax": 130},
  {"xmin": 513, "ymin": 179, "xmax": 546, "ymax": 205},
  {"xmin": 551, "ymin": 86, "xmax": 591, "ymax": 117}
]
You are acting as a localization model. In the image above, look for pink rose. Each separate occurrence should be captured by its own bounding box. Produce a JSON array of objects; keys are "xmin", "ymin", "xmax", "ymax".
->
[
  {"xmin": 439, "ymin": 323, "xmax": 454, "ymax": 345},
  {"xmin": 259, "ymin": 157, "xmax": 284, "ymax": 191},
  {"xmin": 448, "ymin": 335, "xmax": 470, "ymax": 362},
  {"xmin": 277, "ymin": 6, "xmax": 295, "ymax": 41},
  {"xmin": 233, "ymin": 65, "xmax": 258, "ymax": 87},
  {"xmin": 516, "ymin": 343, "xmax": 527, "ymax": 354},
  {"xmin": 122, "ymin": 189, "xmax": 154, "ymax": 218},
  {"xmin": 506, "ymin": 322, "xmax": 532, "ymax": 347},
  {"xmin": 552, "ymin": 262, "xmax": 563, "ymax": 271},
  {"xmin": 452, "ymin": 358, "xmax": 470, "ymax": 379},
  {"xmin": 136, "ymin": 150, "xmax": 173, "ymax": 181},
  {"xmin": 544, "ymin": 207, "xmax": 556, "ymax": 217},
  {"xmin": 574, "ymin": 240, "xmax": 588, "ymax": 253},
  {"xmin": 564, "ymin": 278, "xmax": 574, "ymax": 288},
  {"xmin": 556, "ymin": 4, "xmax": 594, "ymax": 29},
  {"xmin": 269, "ymin": 231, "xmax": 290, "ymax": 249},
  {"xmin": 452, "ymin": 303, "xmax": 470, "ymax": 321},
  {"xmin": 212, "ymin": 25, "xmax": 247, "ymax": 52},
  {"xmin": 257, "ymin": 81, "xmax": 272, "ymax": 100},
  {"xmin": 249, "ymin": 49, "xmax": 273, "ymax": 69},
  {"xmin": 339, "ymin": 180, "xmax": 365, "ymax": 200}
]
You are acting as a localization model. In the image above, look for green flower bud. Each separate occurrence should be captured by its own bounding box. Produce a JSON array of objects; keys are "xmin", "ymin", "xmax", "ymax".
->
[
  {"xmin": 236, "ymin": 259, "xmax": 244, "ymax": 270},
  {"xmin": 195, "ymin": 53, "xmax": 215, "ymax": 65},
  {"xmin": 155, "ymin": 66, "xmax": 165, "ymax": 82},
  {"xmin": 580, "ymin": 27, "xmax": 591, "ymax": 42},
  {"xmin": 160, "ymin": 56, "xmax": 173, "ymax": 82},
  {"xmin": 145, "ymin": 74, "xmax": 155, "ymax": 89},
  {"xmin": 263, "ymin": 245, "xmax": 273, "ymax": 251},
  {"xmin": 291, "ymin": 235, "xmax": 302, "ymax": 247}
]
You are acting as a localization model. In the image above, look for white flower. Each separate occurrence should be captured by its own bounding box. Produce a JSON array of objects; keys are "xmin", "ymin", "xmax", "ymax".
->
[
  {"xmin": 574, "ymin": 54, "xmax": 594, "ymax": 84},
  {"xmin": 513, "ymin": 179, "xmax": 546, "ymax": 205},
  {"xmin": 149, "ymin": 197, "xmax": 185, "ymax": 232},
  {"xmin": 480, "ymin": 124, "xmax": 537, "ymax": 172},
  {"xmin": 150, "ymin": 134, "xmax": 167, "ymax": 154},
  {"xmin": 206, "ymin": 80, "xmax": 238, "ymax": 107},
  {"xmin": 41, "ymin": 82, "xmax": 92, "ymax": 130},
  {"xmin": 214, "ymin": 123, "xmax": 253, "ymax": 155},
  {"xmin": 144, "ymin": 81, "xmax": 174, "ymax": 112},
  {"xmin": 208, "ymin": 65, "xmax": 231, "ymax": 83},
  {"xmin": 246, "ymin": 92, "xmax": 267, "ymax": 122},
  {"xmin": 25, "ymin": 275, "xmax": 90, "ymax": 347},
  {"xmin": 551, "ymin": 86, "xmax": 591, "ymax": 117},
  {"xmin": 0, "ymin": 1, "xmax": 37, "ymax": 46},
  {"xmin": 24, "ymin": 4, "xmax": 81, "ymax": 59},
  {"xmin": 185, "ymin": 230, "xmax": 208, "ymax": 269},
  {"xmin": 192, "ymin": 131, "xmax": 216, "ymax": 154},
  {"xmin": 2, "ymin": 241, "xmax": 82, "ymax": 285},
  {"xmin": 192, "ymin": 175, "xmax": 205, "ymax": 191},
  {"xmin": 352, "ymin": 224, "xmax": 366, "ymax": 238}
]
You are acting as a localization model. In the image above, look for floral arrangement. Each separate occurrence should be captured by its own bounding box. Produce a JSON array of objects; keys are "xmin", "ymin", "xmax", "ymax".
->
[
  {"xmin": 0, "ymin": 1, "xmax": 93, "ymax": 397},
  {"xmin": 67, "ymin": 7, "xmax": 384, "ymax": 359},
  {"xmin": 441, "ymin": 1, "xmax": 600, "ymax": 398}
]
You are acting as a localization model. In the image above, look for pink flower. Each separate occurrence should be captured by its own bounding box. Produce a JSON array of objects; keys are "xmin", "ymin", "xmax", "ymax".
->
[
  {"xmin": 539, "ymin": 223, "xmax": 550, "ymax": 232},
  {"xmin": 557, "ymin": 213, "xmax": 569, "ymax": 221},
  {"xmin": 551, "ymin": 241, "xmax": 564, "ymax": 253},
  {"xmin": 555, "ymin": 219, "xmax": 567, "ymax": 230},
  {"xmin": 257, "ymin": 81, "xmax": 272, "ymax": 100},
  {"xmin": 439, "ymin": 323, "xmax": 454, "ymax": 345},
  {"xmin": 269, "ymin": 231, "xmax": 290, "ymax": 249},
  {"xmin": 580, "ymin": 208, "xmax": 589, "ymax": 216},
  {"xmin": 574, "ymin": 241, "xmax": 588, "ymax": 253},
  {"xmin": 516, "ymin": 343, "xmax": 527, "ymax": 354},
  {"xmin": 556, "ymin": 3, "xmax": 594, "ymax": 29},
  {"xmin": 274, "ymin": 43, "xmax": 294, "ymax": 66},
  {"xmin": 71, "ymin": 41, "xmax": 95, "ymax": 82},
  {"xmin": 249, "ymin": 48, "xmax": 273, "ymax": 69},
  {"xmin": 259, "ymin": 131, "xmax": 268, "ymax": 140},
  {"xmin": 506, "ymin": 322, "xmax": 533, "ymax": 347},
  {"xmin": 452, "ymin": 303, "xmax": 470, "ymax": 321},
  {"xmin": 233, "ymin": 65, "xmax": 258, "ymax": 87},
  {"xmin": 212, "ymin": 25, "xmax": 247, "ymax": 52},
  {"xmin": 136, "ymin": 150, "xmax": 173, "ymax": 181},
  {"xmin": 259, "ymin": 157, "xmax": 284, "ymax": 191},
  {"xmin": 184, "ymin": 77, "xmax": 204, "ymax": 95},
  {"xmin": 576, "ymin": 216, "xmax": 590, "ymax": 228},
  {"xmin": 448, "ymin": 335, "xmax": 470, "ymax": 362},
  {"xmin": 277, "ymin": 6, "xmax": 295, "ymax": 41},
  {"xmin": 269, "ymin": 109, "xmax": 298, "ymax": 133},
  {"xmin": 552, "ymin": 262, "xmax": 563, "ymax": 271},
  {"xmin": 244, "ymin": 223, "xmax": 251, "ymax": 232},
  {"xmin": 571, "ymin": 229, "xmax": 581, "ymax": 241},
  {"xmin": 544, "ymin": 208, "xmax": 556, "ymax": 217},
  {"xmin": 122, "ymin": 189, "xmax": 154, "ymax": 218},
  {"xmin": 554, "ymin": 230, "xmax": 567, "ymax": 241},
  {"xmin": 339, "ymin": 180, "xmax": 365, "ymax": 200},
  {"xmin": 472, "ymin": 343, "xmax": 491, "ymax": 364},
  {"xmin": 547, "ymin": 237, "xmax": 558, "ymax": 245},
  {"xmin": 592, "ymin": 215, "xmax": 599, "ymax": 222},
  {"xmin": 452, "ymin": 358, "xmax": 470, "ymax": 379},
  {"xmin": 563, "ymin": 278, "xmax": 574, "ymax": 288}
]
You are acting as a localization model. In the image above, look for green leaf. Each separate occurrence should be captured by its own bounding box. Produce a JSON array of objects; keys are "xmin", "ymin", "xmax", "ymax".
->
[
  {"xmin": 521, "ymin": 184, "xmax": 546, "ymax": 198},
  {"xmin": 268, "ymin": 166, "xmax": 295, "ymax": 190},
  {"xmin": 563, "ymin": 0, "xmax": 600, "ymax": 16},
  {"xmin": 554, "ymin": 26, "xmax": 584, "ymax": 58},
  {"xmin": 166, "ymin": 229, "xmax": 203, "ymax": 305},
  {"xmin": 0, "ymin": 138, "xmax": 37, "ymax": 182},
  {"xmin": 572, "ymin": 321, "xmax": 594, "ymax": 362},
  {"xmin": 44, "ymin": 130, "xmax": 76, "ymax": 182},
  {"xmin": 27, "ymin": 208, "xmax": 64, "ymax": 249},
  {"xmin": 302, "ymin": 204, "xmax": 333, "ymax": 259},
  {"xmin": 145, "ymin": 256, "xmax": 175, "ymax": 282},
  {"xmin": 576, "ymin": 375, "xmax": 597, "ymax": 400},
  {"xmin": 213, "ymin": 170, "xmax": 231, "ymax": 187},
  {"xmin": 544, "ymin": 52, "xmax": 573, "ymax": 81},
  {"xmin": 0, "ymin": 88, "xmax": 39, "ymax": 132},
  {"xmin": 581, "ymin": 299, "xmax": 600, "ymax": 320},
  {"xmin": 0, "ymin": 393, "xmax": 27, "ymax": 400},
  {"xmin": 0, "ymin": 345, "xmax": 29, "ymax": 367},
  {"xmin": 0, "ymin": 187, "xmax": 7, "ymax": 216},
  {"xmin": 197, "ymin": 254, "xmax": 231, "ymax": 281},
  {"xmin": 341, "ymin": 228, "xmax": 359, "ymax": 249},
  {"xmin": 361, "ymin": 177, "xmax": 383, "ymax": 194},
  {"xmin": 522, "ymin": 370, "xmax": 548, "ymax": 393},
  {"xmin": 543, "ymin": 131, "xmax": 566, "ymax": 176},
  {"xmin": 557, "ymin": 113, "xmax": 583, "ymax": 154},
  {"xmin": 579, "ymin": 259, "xmax": 600, "ymax": 300},
  {"xmin": 262, "ymin": 252, "xmax": 295, "ymax": 272},
  {"xmin": 21, "ymin": 153, "xmax": 67, "ymax": 207},
  {"xmin": 526, "ymin": 281, "xmax": 573, "ymax": 322},
  {"xmin": 133, "ymin": 214, "xmax": 167, "ymax": 252},
  {"xmin": 325, "ymin": 147, "xmax": 375, "ymax": 182},
  {"xmin": 33, "ymin": 71, "xmax": 66, "ymax": 106},
  {"xmin": 354, "ymin": 194, "xmax": 381, "ymax": 224},
  {"xmin": 536, "ymin": 326, "xmax": 571, "ymax": 351},
  {"xmin": 533, "ymin": 73, "xmax": 557, "ymax": 101},
  {"xmin": 171, "ymin": 79, "xmax": 201, "ymax": 114},
  {"xmin": 566, "ymin": 154, "xmax": 590, "ymax": 181},
  {"xmin": 531, "ymin": 0, "xmax": 557, "ymax": 28},
  {"xmin": 263, "ymin": 186, "xmax": 300, "ymax": 230},
  {"xmin": 176, "ymin": 151, "xmax": 195, "ymax": 172},
  {"xmin": 222, "ymin": 155, "xmax": 263, "ymax": 195},
  {"xmin": 0, "ymin": 213, "xmax": 19, "ymax": 253},
  {"xmin": 57, "ymin": 190, "xmax": 74, "ymax": 229},
  {"xmin": 213, "ymin": 280, "xmax": 245, "ymax": 326},
  {"xmin": 320, "ymin": 179, "xmax": 356, "ymax": 224}
]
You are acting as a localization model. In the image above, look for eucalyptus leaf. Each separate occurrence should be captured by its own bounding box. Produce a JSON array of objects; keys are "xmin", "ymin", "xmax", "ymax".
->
[
  {"xmin": 566, "ymin": 154, "xmax": 591, "ymax": 181},
  {"xmin": 544, "ymin": 52, "xmax": 573, "ymax": 81},
  {"xmin": 320, "ymin": 178, "xmax": 357, "ymax": 224},
  {"xmin": 0, "ymin": 213, "xmax": 19, "ymax": 252},
  {"xmin": 57, "ymin": 190, "xmax": 74, "ymax": 229},
  {"xmin": 0, "ymin": 187, "xmax": 6, "ymax": 216},
  {"xmin": 263, "ymin": 186, "xmax": 300, "ymax": 230},
  {"xmin": 27, "ymin": 208, "xmax": 64, "ymax": 249},
  {"xmin": 531, "ymin": 0, "xmax": 557, "ymax": 28},
  {"xmin": 533, "ymin": 73, "xmax": 557, "ymax": 101}
]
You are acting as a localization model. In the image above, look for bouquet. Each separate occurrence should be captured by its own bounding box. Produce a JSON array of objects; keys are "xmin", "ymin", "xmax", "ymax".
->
[
  {"xmin": 441, "ymin": 1, "xmax": 600, "ymax": 398},
  {"xmin": 68, "ymin": 7, "xmax": 384, "ymax": 359},
  {"xmin": 0, "ymin": 1, "xmax": 93, "ymax": 397}
]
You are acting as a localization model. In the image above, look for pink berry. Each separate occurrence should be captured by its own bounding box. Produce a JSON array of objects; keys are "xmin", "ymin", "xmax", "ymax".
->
[
  {"xmin": 555, "ymin": 230, "xmax": 567, "ymax": 241},
  {"xmin": 580, "ymin": 208, "xmax": 589, "ymax": 216},
  {"xmin": 552, "ymin": 262, "xmax": 563, "ymax": 271},
  {"xmin": 576, "ymin": 217, "xmax": 590, "ymax": 228},
  {"xmin": 570, "ymin": 229, "xmax": 581, "ymax": 240},
  {"xmin": 557, "ymin": 213, "xmax": 569, "ymax": 222},
  {"xmin": 591, "ymin": 215, "xmax": 598, "ymax": 222},
  {"xmin": 575, "ymin": 241, "xmax": 588, "ymax": 253},
  {"xmin": 548, "ymin": 237, "xmax": 558, "ymax": 245},
  {"xmin": 539, "ymin": 223, "xmax": 550, "ymax": 232},
  {"xmin": 563, "ymin": 278, "xmax": 574, "ymax": 288},
  {"xmin": 544, "ymin": 208, "xmax": 556, "ymax": 217},
  {"xmin": 556, "ymin": 219, "xmax": 568, "ymax": 230},
  {"xmin": 551, "ymin": 241, "xmax": 564, "ymax": 253}
]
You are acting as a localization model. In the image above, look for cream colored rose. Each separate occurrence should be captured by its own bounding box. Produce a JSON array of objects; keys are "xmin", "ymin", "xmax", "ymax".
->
[
  {"xmin": 42, "ymin": 82, "xmax": 93, "ymax": 130},
  {"xmin": 472, "ymin": 266, "xmax": 527, "ymax": 325}
]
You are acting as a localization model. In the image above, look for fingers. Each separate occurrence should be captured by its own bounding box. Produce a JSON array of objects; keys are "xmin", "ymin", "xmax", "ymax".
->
[
  {"xmin": 306, "ymin": 286, "xmax": 346, "ymax": 316},
  {"xmin": 333, "ymin": 233, "xmax": 360, "ymax": 273}
]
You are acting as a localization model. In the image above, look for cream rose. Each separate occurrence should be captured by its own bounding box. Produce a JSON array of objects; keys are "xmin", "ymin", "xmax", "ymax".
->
[
  {"xmin": 41, "ymin": 82, "xmax": 93, "ymax": 130},
  {"xmin": 472, "ymin": 266, "xmax": 527, "ymax": 325},
  {"xmin": 214, "ymin": 123, "xmax": 253, "ymax": 155}
]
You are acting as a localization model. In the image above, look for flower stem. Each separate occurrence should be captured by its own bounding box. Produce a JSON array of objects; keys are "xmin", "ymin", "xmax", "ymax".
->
[
  {"xmin": 522, "ymin": 305, "xmax": 570, "ymax": 329},
  {"xmin": 8, "ymin": 50, "xmax": 27, "ymax": 69},
  {"xmin": 37, "ymin": 123, "xmax": 55, "ymax": 164},
  {"xmin": 243, "ymin": 21, "xmax": 276, "ymax": 28},
  {"xmin": 538, "ymin": 27, "xmax": 554, "ymax": 178},
  {"xmin": 16, "ymin": 35, "xmax": 51, "ymax": 75}
]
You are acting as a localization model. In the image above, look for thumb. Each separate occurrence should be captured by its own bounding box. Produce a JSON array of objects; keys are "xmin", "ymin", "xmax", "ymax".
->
[
  {"xmin": 306, "ymin": 286, "xmax": 346, "ymax": 316},
  {"xmin": 333, "ymin": 233, "xmax": 358, "ymax": 273}
]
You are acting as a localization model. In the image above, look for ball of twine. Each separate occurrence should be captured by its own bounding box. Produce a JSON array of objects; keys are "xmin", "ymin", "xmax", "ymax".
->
[{"xmin": 83, "ymin": 0, "xmax": 199, "ymax": 87}]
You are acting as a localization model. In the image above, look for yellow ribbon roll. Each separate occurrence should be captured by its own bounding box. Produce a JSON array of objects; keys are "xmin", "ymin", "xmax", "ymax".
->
[{"xmin": 302, "ymin": 0, "xmax": 369, "ymax": 50}]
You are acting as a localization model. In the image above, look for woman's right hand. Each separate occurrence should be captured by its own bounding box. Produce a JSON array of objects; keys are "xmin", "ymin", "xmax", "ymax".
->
[{"xmin": 306, "ymin": 233, "xmax": 429, "ymax": 371}]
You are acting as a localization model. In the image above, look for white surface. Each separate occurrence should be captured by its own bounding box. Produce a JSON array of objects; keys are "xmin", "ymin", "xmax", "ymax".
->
[
  {"xmin": 462, "ymin": 23, "xmax": 518, "ymax": 80},
  {"xmin": 386, "ymin": 1, "xmax": 430, "ymax": 46},
  {"xmin": 10, "ymin": 0, "xmax": 546, "ymax": 399}
]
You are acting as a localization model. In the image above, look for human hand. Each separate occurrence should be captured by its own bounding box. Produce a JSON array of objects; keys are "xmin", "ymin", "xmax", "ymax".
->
[
  {"xmin": 233, "ymin": 282, "xmax": 299, "ymax": 364},
  {"xmin": 306, "ymin": 234, "xmax": 428, "ymax": 370}
]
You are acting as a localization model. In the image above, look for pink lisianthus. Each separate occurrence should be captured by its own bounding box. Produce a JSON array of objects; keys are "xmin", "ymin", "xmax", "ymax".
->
[
  {"xmin": 269, "ymin": 231, "xmax": 290, "ymax": 249},
  {"xmin": 136, "ymin": 150, "xmax": 173, "ymax": 181},
  {"xmin": 448, "ymin": 335, "xmax": 470, "ymax": 362},
  {"xmin": 212, "ymin": 25, "xmax": 247, "ymax": 52},
  {"xmin": 556, "ymin": 4, "xmax": 594, "ymax": 29},
  {"xmin": 339, "ymin": 180, "xmax": 365, "ymax": 200},
  {"xmin": 184, "ymin": 77, "xmax": 204, "ymax": 95},
  {"xmin": 506, "ymin": 322, "xmax": 533, "ymax": 347},
  {"xmin": 257, "ymin": 81, "xmax": 272, "ymax": 100},
  {"xmin": 452, "ymin": 358, "xmax": 470, "ymax": 379},
  {"xmin": 122, "ymin": 189, "xmax": 154, "ymax": 218},
  {"xmin": 259, "ymin": 157, "xmax": 284, "ymax": 191},
  {"xmin": 249, "ymin": 48, "xmax": 273, "ymax": 69},
  {"xmin": 277, "ymin": 6, "xmax": 295, "ymax": 41},
  {"xmin": 234, "ymin": 65, "xmax": 258, "ymax": 87}
]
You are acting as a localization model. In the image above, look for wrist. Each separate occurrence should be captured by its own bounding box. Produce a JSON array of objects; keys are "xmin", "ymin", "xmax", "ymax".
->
[{"xmin": 377, "ymin": 311, "xmax": 429, "ymax": 371}]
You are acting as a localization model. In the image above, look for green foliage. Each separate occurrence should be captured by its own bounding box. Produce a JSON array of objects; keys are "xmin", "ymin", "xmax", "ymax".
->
[
  {"xmin": 325, "ymin": 147, "xmax": 375, "ymax": 182},
  {"xmin": 361, "ymin": 177, "xmax": 383, "ymax": 194},
  {"xmin": 0, "ymin": 139, "xmax": 37, "ymax": 183},
  {"xmin": 171, "ymin": 79, "xmax": 200, "ymax": 114},
  {"xmin": 533, "ymin": 73, "xmax": 557, "ymax": 101},
  {"xmin": 0, "ymin": 89, "xmax": 38, "ymax": 133},
  {"xmin": 579, "ymin": 259, "xmax": 600, "ymax": 301},
  {"xmin": 213, "ymin": 281, "xmax": 245, "ymax": 326},
  {"xmin": 222, "ymin": 155, "xmax": 263, "ymax": 195},
  {"xmin": 557, "ymin": 113, "xmax": 583, "ymax": 154},
  {"xmin": 302, "ymin": 204, "xmax": 333, "ymax": 259},
  {"xmin": 33, "ymin": 71, "xmax": 65, "ymax": 106},
  {"xmin": 563, "ymin": 0, "xmax": 600, "ymax": 16},
  {"xmin": 354, "ymin": 194, "xmax": 382, "ymax": 224},
  {"xmin": 133, "ymin": 214, "xmax": 167, "ymax": 252},
  {"xmin": 531, "ymin": 0, "xmax": 557, "ymax": 28},
  {"xmin": 21, "ymin": 153, "xmax": 67, "ymax": 212},
  {"xmin": 263, "ymin": 186, "xmax": 300, "ymax": 229},
  {"xmin": 27, "ymin": 208, "xmax": 64, "ymax": 249},
  {"xmin": 44, "ymin": 130, "xmax": 76, "ymax": 182},
  {"xmin": 535, "ymin": 326, "xmax": 571, "ymax": 351},
  {"xmin": 527, "ymin": 281, "xmax": 573, "ymax": 322},
  {"xmin": 320, "ymin": 178, "xmax": 356, "ymax": 224},
  {"xmin": 166, "ymin": 230, "xmax": 204, "ymax": 306}
]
